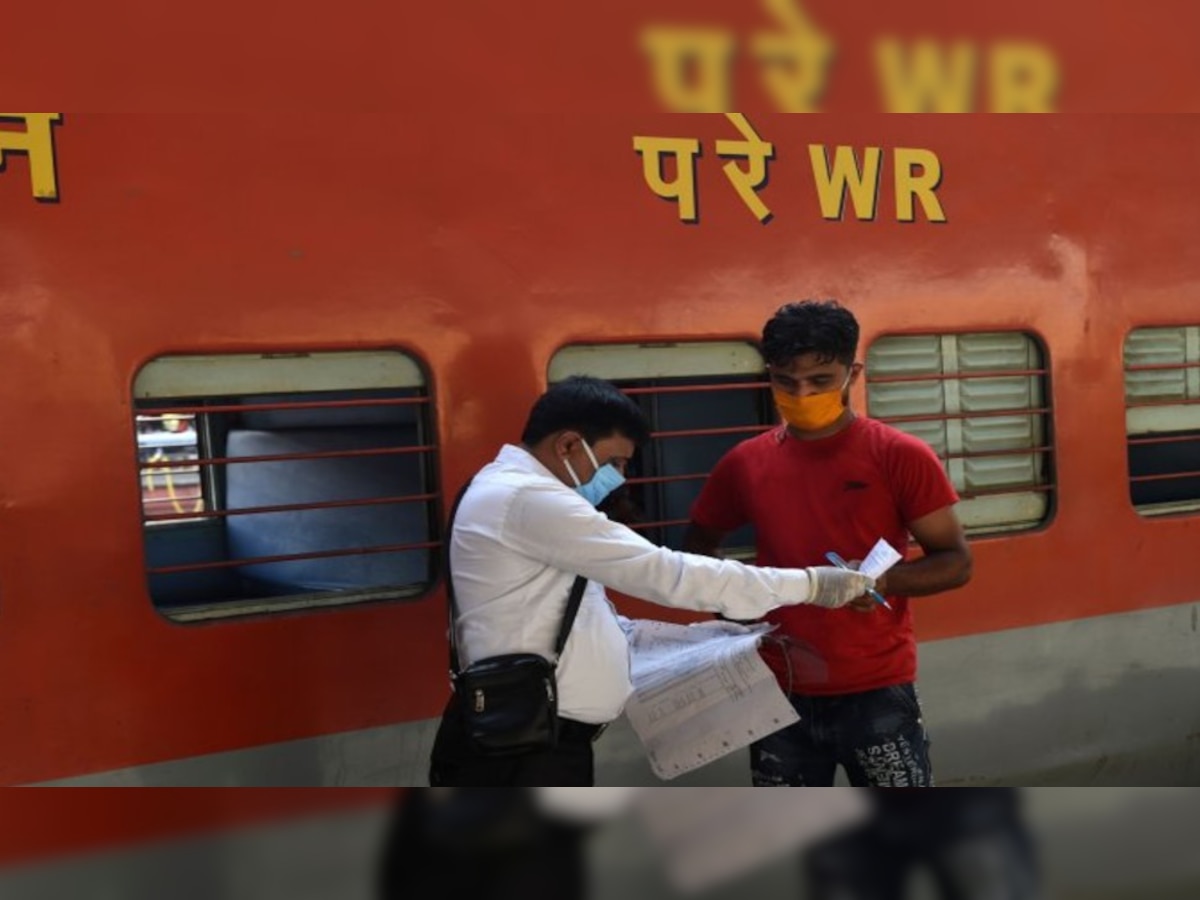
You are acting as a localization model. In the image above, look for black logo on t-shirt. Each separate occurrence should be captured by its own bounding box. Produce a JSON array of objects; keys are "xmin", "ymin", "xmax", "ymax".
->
[{"xmin": 844, "ymin": 480, "xmax": 869, "ymax": 491}]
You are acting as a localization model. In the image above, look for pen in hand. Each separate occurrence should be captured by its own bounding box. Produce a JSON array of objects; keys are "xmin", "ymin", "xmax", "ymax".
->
[{"xmin": 825, "ymin": 551, "xmax": 893, "ymax": 610}]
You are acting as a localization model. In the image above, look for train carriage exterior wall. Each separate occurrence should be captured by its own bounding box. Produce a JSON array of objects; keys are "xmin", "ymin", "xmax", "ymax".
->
[{"xmin": 1, "ymin": 110, "xmax": 1199, "ymax": 786}]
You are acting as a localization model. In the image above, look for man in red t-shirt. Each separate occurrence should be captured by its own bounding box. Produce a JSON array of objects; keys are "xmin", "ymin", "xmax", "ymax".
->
[{"xmin": 685, "ymin": 301, "xmax": 973, "ymax": 787}]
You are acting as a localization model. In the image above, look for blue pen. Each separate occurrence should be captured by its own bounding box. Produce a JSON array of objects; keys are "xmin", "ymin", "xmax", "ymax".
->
[{"xmin": 825, "ymin": 551, "xmax": 893, "ymax": 610}]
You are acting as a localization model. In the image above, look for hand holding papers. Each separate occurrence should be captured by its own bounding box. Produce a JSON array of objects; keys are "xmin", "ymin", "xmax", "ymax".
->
[
  {"xmin": 805, "ymin": 566, "xmax": 878, "ymax": 608},
  {"xmin": 826, "ymin": 538, "xmax": 903, "ymax": 610},
  {"xmin": 621, "ymin": 541, "xmax": 903, "ymax": 780},
  {"xmin": 860, "ymin": 537, "xmax": 904, "ymax": 580}
]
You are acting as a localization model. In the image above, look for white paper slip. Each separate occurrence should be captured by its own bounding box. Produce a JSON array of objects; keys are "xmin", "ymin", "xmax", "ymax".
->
[
  {"xmin": 622, "ymin": 619, "xmax": 799, "ymax": 781},
  {"xmin": 860, "ymin": 537, "xmax": 903, "ymax": 580}
]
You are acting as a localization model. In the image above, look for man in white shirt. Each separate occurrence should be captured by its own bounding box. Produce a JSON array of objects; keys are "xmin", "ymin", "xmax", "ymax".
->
[{"xmin": 429, "ymin": 376, "xmax": 875, "ymax": 786}]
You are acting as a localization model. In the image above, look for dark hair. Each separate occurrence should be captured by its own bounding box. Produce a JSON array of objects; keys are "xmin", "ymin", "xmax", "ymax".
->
[
  {"xmin": 761, "ymin": 300, "xmax": 859, "ymax": 367},
  {"xmin": 521, "ymin": 375, "xmax": 651, "ymax": 446}
]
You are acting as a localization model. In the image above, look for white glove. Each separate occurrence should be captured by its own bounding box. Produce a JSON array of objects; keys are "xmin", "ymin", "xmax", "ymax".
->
[{"xmin": 804, "ymin": 566, "xmax": 876, "ymax": 609}]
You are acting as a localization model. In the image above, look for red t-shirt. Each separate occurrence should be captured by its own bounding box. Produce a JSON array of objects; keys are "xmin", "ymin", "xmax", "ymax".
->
[{"xmin": 690, "ymin": 417, "xmax": 959, "ymax": 696}]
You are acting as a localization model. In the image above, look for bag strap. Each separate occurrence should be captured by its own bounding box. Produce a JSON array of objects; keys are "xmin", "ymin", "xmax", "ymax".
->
[
  {"xmin": 553, "ymin": 571, "xmax": 588, "ymax": 657},
  {"xmin": 445, "ymin": 477, "xmax": 588, "ymax": 678}
]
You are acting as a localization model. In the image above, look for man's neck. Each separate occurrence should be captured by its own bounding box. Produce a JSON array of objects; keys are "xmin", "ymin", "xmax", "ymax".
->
[
  {"xmin": 786, "ymin": 408, "xmax": 857, "ymax": 442},
  {"xmin": 522, "ymin": 441, "xmax": 572, "ymax": 487}
]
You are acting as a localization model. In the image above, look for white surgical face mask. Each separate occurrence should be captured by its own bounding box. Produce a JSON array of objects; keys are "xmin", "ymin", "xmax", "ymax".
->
[{"xmin": 563, "ymin": 441, "xmax": 626, "ymax": 507}]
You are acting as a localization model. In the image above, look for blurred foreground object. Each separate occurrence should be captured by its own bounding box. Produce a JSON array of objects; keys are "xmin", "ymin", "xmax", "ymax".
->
[
  {"xmin": 536, "ymin": 787, "xmax": 643, "ymax": 824},
  {"xmin": 635, "ymin": 788, "xmax": 871, "ymax": 893},
  {"xmin": 806, "ymin": 789, "xmax": 1038, "ymax": 900},
  {"xmin": 378, "ymin": 789, "xmax": 589, "ymax": 900}
]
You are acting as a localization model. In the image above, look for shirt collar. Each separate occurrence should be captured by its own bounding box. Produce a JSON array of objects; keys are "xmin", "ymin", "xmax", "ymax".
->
[{"xmin": 496, "ymin": 443, "xmax": 562, "ymax": 483}]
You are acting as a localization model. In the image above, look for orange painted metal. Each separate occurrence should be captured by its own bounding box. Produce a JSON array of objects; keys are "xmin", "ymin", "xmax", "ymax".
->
[{"xmin": 4, "ymin": 8, "xmax": 1200, "ymax": 788}]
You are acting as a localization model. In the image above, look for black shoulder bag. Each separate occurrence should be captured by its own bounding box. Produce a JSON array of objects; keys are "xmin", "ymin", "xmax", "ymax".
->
[{"xmin": 445, "ymin": 480, "xmax": 587, "ymax": 756}]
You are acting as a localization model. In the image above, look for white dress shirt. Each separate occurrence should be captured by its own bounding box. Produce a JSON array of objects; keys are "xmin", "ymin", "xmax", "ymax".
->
[{"xmin": 450, "ymin": 444, "xmax": 817, "ymax": 724}]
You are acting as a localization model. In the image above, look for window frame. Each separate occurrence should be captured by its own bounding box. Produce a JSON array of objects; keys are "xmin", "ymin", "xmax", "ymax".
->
[
  {"xmin": 549, "ymin": 339, "xmax": 772, "ymax": 557},
  {"xmin": 132, "ymin": 348, "xmax": 442, "ymax": 623},
  {"xmin": 864, "ymin": 330, "xmax": 1057, "ymax": 538},
  {"xmin": 1123, "ymin": 324, "xmax": 1200, "ymax": 518}
]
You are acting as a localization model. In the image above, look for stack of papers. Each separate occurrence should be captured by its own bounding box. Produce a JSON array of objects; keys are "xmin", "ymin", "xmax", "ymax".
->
[
  {"xmin": 622, "ymin": 538, "xmax": 904, "ymax": 781},
  {"xmin": 622, "ymin": 619, "xmax": 796, "ymax": 781}
]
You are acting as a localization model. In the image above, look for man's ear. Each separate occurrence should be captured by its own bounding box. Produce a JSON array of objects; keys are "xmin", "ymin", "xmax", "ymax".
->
[{"xmin": 553, "ymin": 430, "xmax": 581, "ymax": 459}]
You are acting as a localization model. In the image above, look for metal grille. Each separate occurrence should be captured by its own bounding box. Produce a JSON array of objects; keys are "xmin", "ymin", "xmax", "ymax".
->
[
  {"xmin": 1124, "ymin": 326, "xmax": 1200, "ymax": 516},
  {"xmin": 134, "ymin": 353, "xmax": 439, "ymax": 618},
  {"xmin": 866, "ymin": 333, "xmax": 1055, "ymax": 536},
  {"xmin": 613, "ymin": 376, "xmax": 771, "ymax": 552},
  {"xmin": 549, "ymin": 342, "xmax": 770, "ymax": 554}
]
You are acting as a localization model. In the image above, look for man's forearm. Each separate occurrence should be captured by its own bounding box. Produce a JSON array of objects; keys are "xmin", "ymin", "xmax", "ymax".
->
[{"xmin": 879, "ymin": 549, "xmax": 972, "ymax": 597}]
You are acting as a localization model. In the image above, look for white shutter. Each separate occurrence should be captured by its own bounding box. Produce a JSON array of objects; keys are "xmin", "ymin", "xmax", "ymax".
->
[
  {"xmin": 868, "ymin": 332, "xmax": 1050, "ymax": 535},
  {"xmin": 1125, "ymin": 326, "xmax": 1200, "ymax": 516},
  {"xmin": 549, "ymin": 342, "xmax": 763, "ymax": 382},
  {"xmin": 136, "ymin": 351, "xmax": 425, "ymax": 399},
  {"xmin": 1125, "ymin": 326, "xmax": 1200, "ymax": 433}
]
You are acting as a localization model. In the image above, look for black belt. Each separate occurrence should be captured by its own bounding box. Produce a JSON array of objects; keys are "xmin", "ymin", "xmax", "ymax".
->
[{"xmin": 558, "ymin": 718, "xmax": 609, "ymax": 743}]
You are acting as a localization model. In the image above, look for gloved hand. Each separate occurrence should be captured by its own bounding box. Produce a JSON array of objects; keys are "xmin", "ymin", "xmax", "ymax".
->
[{"xmin": 803, "ymin": 566, "xmax": 876, "ymax": 609}]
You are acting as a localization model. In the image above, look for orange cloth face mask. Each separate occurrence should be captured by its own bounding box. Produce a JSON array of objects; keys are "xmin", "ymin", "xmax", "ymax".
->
[{"xmin": 773, "ymin": 374, "xmax": 852, "ymax": 432}]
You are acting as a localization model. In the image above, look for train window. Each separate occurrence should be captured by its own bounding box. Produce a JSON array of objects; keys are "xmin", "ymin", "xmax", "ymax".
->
[
  {"xmin": 1124, "ymin": 326, "xmax": 1200, "ymax": 516},
  {"xmin": 133, "ymin": 351, "xmax": 439, "ymax": 621},
  {"xmin": 549, "ymin": 342, "xmax": 771, "ymax": 557},
  {"xmin": 866, "ymin": 332, "xmax": 1054, "ymax": 536}
]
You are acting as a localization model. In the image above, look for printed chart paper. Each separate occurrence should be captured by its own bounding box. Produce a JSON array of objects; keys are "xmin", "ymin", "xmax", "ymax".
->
[{"xmin": 622, "ymin": 619, "xmax": 798, "ymax": 781}]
